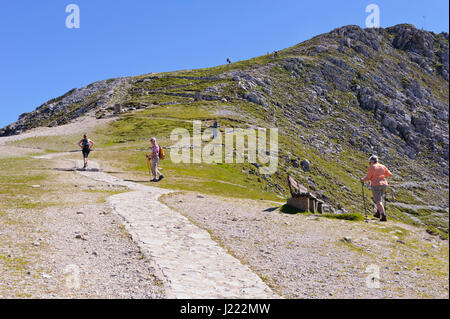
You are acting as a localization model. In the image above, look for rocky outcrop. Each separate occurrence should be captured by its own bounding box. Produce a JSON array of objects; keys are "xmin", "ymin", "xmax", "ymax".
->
[
  {"xmin": 266, "ymin": 24, "xmax": 448, "ymax": 173},
  {"xmin": 0, "ymin": 78, "xmax": 128, "ymax": 136}
]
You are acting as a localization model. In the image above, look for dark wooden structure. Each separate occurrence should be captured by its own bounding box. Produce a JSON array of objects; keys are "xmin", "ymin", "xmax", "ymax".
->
[{"xmin": 287, "ymin": 175, "xmax": 324, "ymax": 214}]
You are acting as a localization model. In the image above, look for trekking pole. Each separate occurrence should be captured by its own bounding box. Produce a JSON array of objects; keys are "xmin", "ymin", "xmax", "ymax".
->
[
  {"xmin": 361, "ymin": 182, "xmax": 368, "ymax": 222},
  {"xmin": 146, "ymin": 155, "xmax": 152, "ymax": 181}
]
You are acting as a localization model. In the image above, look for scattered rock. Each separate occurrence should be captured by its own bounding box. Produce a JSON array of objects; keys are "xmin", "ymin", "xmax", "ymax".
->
[
  {"xmin": 42, "ymin": 273, "xmax": 52, "ymax": 279},
  {"xmin": 342, "ymin": 236, "xmax": 352, "ymax": 243},
  {"xmin": 301, "ymin": 159, "xmax": 311, "ymax": 172}
]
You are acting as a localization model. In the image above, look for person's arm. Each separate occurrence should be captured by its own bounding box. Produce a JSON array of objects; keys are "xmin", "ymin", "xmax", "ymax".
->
[
  {"xmin": 89, "ymin": 140, "xmax": 95, "ymax": 149},
  {"xmin": 77, "ymin": 140, "xmax": 82, "ymax": 148},
  {"xmin": 361, "ymin": 166, "xmax": 373, "ymax": 182},
  {"xmin": 384, "ymin": 166, "xmax": 392, "ymax": 178}
]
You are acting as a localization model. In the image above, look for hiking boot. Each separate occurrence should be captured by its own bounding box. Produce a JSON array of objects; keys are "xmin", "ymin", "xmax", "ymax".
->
[
  {"xmin": 380, "ymin": 215, "xmax": 387, "ymax": 222},
  {"xmin": 373, "ymin": 210, "xmax": 381, "ymax": 218},
  {"xmin": 151, "ymin": 178, "xmax": 158, "ymax": 182},
  {"xmin": 158, "ymin": 175, "xmax": 164, "ymax": 181}
]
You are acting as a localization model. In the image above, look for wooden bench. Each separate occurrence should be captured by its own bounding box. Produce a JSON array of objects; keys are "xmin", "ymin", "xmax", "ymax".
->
[{"xmin": 287, "ymin": 175, "xmax": 324, "ymax": 214}]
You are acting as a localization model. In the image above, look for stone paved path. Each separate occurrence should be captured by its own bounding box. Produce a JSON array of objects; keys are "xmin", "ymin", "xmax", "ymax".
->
[{"xmin": 36, "ymin": 153, "xmax": 277, "ymax": 298}]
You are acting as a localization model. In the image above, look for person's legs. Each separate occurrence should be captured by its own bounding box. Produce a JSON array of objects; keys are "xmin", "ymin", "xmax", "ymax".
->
[
  {"xmin": 373, "ymin": 208, "xmax": 381, "ymax": 218},
  {"xmin": 151, "ymin": 157, "xmax": 160, "ymax": 180},
  {"xmin": 82, "ymin": 150, "xmax": 87, "ymax": 167},
  {"xmin": 372, "ymin": 186, "xmax": 387, "ymax": 220},
  {"xmin": 82, "ymin": 149, "xmax": 90, "ymax": 168},
  {"xmin": 376, "ymin": 201, "xmax": 385, "ymax": 215}
]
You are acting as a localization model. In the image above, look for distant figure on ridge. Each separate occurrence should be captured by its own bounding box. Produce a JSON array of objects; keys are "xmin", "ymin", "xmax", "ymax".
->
[
  {"xmin": 77, "ymin": 133, "xmax": 95, "ymax": 169},
  {"xmin": 226, "ymin": 58, "xmax": 232, "ymax": 65},
  {"xmin": 360, "ymin": 155, "xmax": 392, "ymax": 221}
]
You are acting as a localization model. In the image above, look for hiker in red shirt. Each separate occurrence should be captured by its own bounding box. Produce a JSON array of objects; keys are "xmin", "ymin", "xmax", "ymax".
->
[{"xmin": 360, "ymin": 155, "xmax": 392, "ymax": 221}]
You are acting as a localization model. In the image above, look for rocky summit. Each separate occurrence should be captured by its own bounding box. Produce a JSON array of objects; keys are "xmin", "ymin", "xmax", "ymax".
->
[{"xmin": 2, "ymin": 24, "xmax": 448, "ymax": 236}]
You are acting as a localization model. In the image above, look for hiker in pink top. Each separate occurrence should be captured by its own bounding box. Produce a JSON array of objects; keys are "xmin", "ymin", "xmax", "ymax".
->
[
  {"xmin": 146, "ymin": 137, "xmax": 164, "ymax": 182},
  {"xmin": 360, "ymin": 155, "xmax": 392, "ymax": 221}
]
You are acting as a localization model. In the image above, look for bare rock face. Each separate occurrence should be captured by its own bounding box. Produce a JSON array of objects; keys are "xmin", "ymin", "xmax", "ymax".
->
[{"xmin": 390, "ymin": 24, "xmax": 436, "ymax": 59}]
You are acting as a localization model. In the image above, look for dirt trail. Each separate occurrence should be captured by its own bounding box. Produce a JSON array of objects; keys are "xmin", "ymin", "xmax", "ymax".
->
[
  {"xmin": 0, "ymin": 115, "xmax": 115, "ymax": 146},
  {"xmin": 35, "ymin": 152, "xmax": 277, "ymax": 298}
]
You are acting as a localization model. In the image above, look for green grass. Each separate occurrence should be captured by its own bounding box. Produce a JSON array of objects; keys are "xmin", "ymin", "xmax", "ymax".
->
[
  {"xmin": 280, "ymin": 204, "xmax": 363, "ymax": 221},
  {"xmin": 426, "ymin": 226, "xmax": 449, "ymax": 240},
  {"xmin": 9, "ymin": 134, "xmax": 82, "ymax": 152},
  {"xmin": 89, "ymin": 102, "xmax": 283, "ymax": 201},
  {"xmin": 0, "ymin": 254, "xmax": 29, "ymax": 272},
  {"xmin": 322, "ymin": 213, "xmax": 364, "ymax": 221},
  {"xmin": 0, "ymin": 156, "xmax": 53, "ymax": 209}
]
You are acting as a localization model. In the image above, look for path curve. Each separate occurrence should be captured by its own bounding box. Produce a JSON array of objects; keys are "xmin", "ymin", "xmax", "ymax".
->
[{"xmin": 35, "ymin": 152, "xmax": 277, "ymax": 299}]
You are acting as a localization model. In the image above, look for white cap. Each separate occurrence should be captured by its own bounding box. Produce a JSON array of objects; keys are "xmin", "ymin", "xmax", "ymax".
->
[{"xmin": 369, "ymin": 155, "xmax": 378, "ymax": 163}]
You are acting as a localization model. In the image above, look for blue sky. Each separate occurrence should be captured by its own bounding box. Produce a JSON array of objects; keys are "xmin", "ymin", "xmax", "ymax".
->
[{"xmin": 0, "ymin": 0, "xmax": 448, "ymax": 128}]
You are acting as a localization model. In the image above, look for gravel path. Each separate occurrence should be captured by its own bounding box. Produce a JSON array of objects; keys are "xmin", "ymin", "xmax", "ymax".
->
[{"xmin": 38, "ymin": 153, "xmax": 277, "ymax": 298}]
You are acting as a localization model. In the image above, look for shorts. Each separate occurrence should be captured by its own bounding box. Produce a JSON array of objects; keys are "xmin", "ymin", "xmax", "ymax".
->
[
  {"xmin": 371, "ymin": 185, "xmax": 386, "ymax": 203},
  {"xmin": 82, "ymin": 148, "xmax": 91, "ymax": 159}
]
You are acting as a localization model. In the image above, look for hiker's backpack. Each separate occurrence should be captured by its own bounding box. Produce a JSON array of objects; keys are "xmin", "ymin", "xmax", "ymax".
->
[
  {"xmin": 159, "ymin": 146, "xmax": 165, "ymax": 160},
  {"xmin": 82, "ymin": 138, "xmax": 90, "ymax": 148}
]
